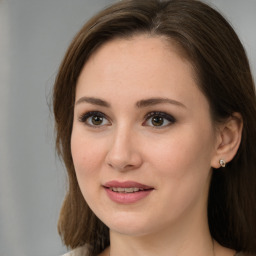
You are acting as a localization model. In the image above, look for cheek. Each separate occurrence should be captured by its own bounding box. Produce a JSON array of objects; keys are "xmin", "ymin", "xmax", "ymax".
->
[
  {"xmin": 148, "ymin": 128, "xmax": 214, "ymax": 217},
  {"xmin": 71, "ymin": 132, "xmax": 104, "ymax": 179},
  {"xmin": 70, "ymin": 131, "xmax": 108, "ymax": 212},
  {"xmin": 148, "ymin": 125, "xmax": 215, "ymax": 183}
]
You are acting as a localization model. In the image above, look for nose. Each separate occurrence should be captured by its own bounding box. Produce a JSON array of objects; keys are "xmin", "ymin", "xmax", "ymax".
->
[{"xmin": 106, "ymin": 126, "xmax": 143, "ymax": 171}]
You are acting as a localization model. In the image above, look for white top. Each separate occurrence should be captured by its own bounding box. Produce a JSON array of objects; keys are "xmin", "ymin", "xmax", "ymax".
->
[
  {"xmin": 62, "ymin": 246, "xmax": 244, "ymax": 256},
  {"xmin": 62, "ymin": 246, "xmax": 88, "ymax": 256}
]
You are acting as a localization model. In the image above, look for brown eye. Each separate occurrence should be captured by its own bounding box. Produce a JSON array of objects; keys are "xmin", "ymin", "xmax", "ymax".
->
[
  {"xmin": 143, "ymin": 111, "xmax": 176, "ymax": 128},
  {"xmin": 91, "ymin": 115, "xmax": 104, "ymax": 125},
  {"xmin": 151, "ymin": 116, "xmax": 164, "ymax": 126},
  {"xmin": 79, "ymin": 111, "xmax": 110, "ymax": 127}
]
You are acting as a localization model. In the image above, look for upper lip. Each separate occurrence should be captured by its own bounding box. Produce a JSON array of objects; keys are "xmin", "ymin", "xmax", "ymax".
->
[{"xmin": 103, "ymin": 180, "xmax": 153, "ymax": 190}]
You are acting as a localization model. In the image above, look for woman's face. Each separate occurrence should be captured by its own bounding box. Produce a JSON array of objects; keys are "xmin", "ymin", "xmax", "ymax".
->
[{"xmin": 71, "ymin": 35, "xmax": 219, "ymax": 237}]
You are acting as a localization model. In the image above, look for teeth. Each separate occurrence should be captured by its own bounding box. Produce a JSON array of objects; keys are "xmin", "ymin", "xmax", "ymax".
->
[{"xmin": 110, "ymin": 187, "xmax": 141, "ymax": 193}]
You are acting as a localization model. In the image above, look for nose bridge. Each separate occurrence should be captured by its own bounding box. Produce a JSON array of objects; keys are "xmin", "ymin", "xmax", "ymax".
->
[
  {"xmin": 106, "ymin": 122, "xmax": 141, "ymax": 171},
  {"xmin": 113, "ymin": 123, "xmax": 130, "ymax": 149}
]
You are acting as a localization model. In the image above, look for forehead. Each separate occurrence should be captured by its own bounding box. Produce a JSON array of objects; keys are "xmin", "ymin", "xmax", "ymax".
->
[
  {"xmin": 86, "ymin": 34, "xmax": 190, "ymax": 67},
  {"xmin": 76, "ymin": 35, "xmax": 209, "ymax": 110},
  {"xmin": 77, "ymin": 35, "xmax": 195, "ymax": 91},
  {"xmin": 75, "ymin": 35, "xmax": 212, "ymax": 123}
]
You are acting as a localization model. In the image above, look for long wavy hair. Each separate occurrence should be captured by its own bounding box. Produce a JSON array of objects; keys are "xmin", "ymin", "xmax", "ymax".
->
[{"xmin": 53, "ymin": 0, "xmax": 256, "ymax": 255}]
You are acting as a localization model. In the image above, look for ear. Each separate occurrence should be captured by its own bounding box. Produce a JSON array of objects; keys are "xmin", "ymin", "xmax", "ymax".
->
[{"xmin": 211, "ymin": 113, "xmax": 243, "ymax": 169}]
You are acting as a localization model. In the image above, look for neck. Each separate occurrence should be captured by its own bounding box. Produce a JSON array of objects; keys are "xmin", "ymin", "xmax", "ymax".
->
[
  {"xmin": 107, "ymin": 182, "xmax": 213, "ymax": 256},
  {"xmin": 108, "ymin": 221, "xmax": 215, "ymax": 256}
]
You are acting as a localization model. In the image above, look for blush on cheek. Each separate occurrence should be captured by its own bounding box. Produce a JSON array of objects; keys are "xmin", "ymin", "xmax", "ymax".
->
[{"xmin": 72, "ymin": 141, "xmax": 103, "ymax": 179}]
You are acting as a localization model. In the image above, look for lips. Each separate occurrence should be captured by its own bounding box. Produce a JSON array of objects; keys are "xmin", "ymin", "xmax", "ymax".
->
[
  {"xmin": 104, "ymin": 180, "xmax": 153, "ymax": 192},
  {"xmin": 103, "ymin": 181, "xmax": 154, "ymax": 204}
]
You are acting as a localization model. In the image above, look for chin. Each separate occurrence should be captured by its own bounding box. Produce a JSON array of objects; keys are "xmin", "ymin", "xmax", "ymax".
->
[
  {"xmin": 110, "ymin": 224, "xmax": 154, "ymax": 237},
  {"xmin": 102, "ymin": 213, "xmax": 159, "ymax": 237}
]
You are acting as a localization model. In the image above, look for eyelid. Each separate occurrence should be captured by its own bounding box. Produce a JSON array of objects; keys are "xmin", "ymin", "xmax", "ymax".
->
[
  {"xmin": 143, "ymin": 111, "xmax": 176, "ymax": 127},
  {"xmin": 77, "ymin": 110, "xmax": 176, "ymax": 128},
  {"xmin": 78, "ymin": 111, "xmax": 111, "ymax": 127}
]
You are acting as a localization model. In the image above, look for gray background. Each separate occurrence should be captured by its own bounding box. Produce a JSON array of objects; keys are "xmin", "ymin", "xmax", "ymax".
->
[{"xmin": 0, "ymin": 1, "xmax": 255, "ymax": 256}]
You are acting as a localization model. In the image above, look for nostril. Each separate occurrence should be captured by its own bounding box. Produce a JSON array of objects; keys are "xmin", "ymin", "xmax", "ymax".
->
[{"xmin": 107, "ymin": 161, "xmax": 135, "ymax": 171}]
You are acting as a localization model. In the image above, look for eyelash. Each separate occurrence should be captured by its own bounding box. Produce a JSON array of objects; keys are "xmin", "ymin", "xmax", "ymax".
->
[
  {"xmin": 143, "ymin": 111, "xmax": 176, "ymax": 128},
  {"xmin": 78, "ymin": 111, "xmax": 110, "ymax": 127},
  {"xmin": 78, "ymin": 111, "xmax": 176, "ymax": 128}
]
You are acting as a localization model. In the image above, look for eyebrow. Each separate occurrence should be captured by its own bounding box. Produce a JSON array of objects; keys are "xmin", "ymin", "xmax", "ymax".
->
[
  {"xmin": 75, "ymin": 97, "xmax": 110, "ymax": 107},
  {"xmin": 75, "ymin": 96, "xmax": 186, "ymax": 109},
  {"xmin": 136, "ymin": 97, "xmax": 186, "ymax": 108}
]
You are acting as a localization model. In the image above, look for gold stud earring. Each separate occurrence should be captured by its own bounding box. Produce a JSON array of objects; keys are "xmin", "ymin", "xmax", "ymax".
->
[{"xmin": 219, "ymin": 159, "xmax": 226, "ymax": 167}]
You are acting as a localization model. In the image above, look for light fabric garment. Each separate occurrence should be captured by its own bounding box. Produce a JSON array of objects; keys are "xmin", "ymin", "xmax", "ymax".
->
[
  {"xmin": 62, "ymin": 246, "xmax": 247, "ymax": 256},
  {"xmin": 62, "ymin": 246, "xmax": 88, "ymax": 256}
]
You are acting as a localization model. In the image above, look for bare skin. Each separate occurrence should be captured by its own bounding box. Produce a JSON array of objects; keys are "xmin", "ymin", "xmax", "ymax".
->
[
  {"xmin": 72, "ymin": 35, "xmax": 242, "ymax": 256},
  {"xmin": 98, "ymin": 241, "xmax": 236, "ymax": 256}
]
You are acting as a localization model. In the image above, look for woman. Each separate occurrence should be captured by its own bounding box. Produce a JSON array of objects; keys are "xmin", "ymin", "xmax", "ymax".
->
[{"xmin": 53, "ymin": 0, "xmax": 256, "ymax": 256}]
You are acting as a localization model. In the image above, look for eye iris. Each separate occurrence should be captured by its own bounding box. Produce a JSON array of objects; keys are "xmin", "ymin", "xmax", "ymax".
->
[
  {"xmin": 92, "ymin": 115, "xmax": 103, "ymax": 125},
  {"xmin": 152, "ymin": 116, "xmax": 164, "ymax": 126}
]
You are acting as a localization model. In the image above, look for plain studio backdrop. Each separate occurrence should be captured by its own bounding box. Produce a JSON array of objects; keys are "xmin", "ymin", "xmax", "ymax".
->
[{"xmin": 0, "ymin": 0, "xmax": 255, "ymax": 256}]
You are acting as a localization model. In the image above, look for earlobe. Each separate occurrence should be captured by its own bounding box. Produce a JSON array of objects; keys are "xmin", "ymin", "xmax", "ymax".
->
[{"xmin": 211, "ymin": 113, "xmax": 243, "ymax": 169}]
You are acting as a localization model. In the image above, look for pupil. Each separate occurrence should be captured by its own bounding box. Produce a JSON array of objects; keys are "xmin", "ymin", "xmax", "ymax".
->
[
  {"xmin": 152, "ymin": 116, "xmax": 163, "ymax": 126},
  {"xmin": 92, "ymin": 116, "xmax": 103, "ymax": 125}
]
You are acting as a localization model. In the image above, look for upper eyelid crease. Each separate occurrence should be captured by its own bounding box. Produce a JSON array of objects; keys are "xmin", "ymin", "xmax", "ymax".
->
[
  {"xmin": 75, "ymin": 96, "xmax": 185, "ymax": 109},
  {"xmin": 78, "ymin": 111, "xmax": 107, "ymax": 121},
  {"xmin": 78, "ymin": 113, "xmax": 175, "ymax": 127},
  {"xmin": 145, "ymin": 111, "xmax": 176, "ymax": 120},
  {"xmin": 78, "ymin": 111, "xmax": 111, "ymax": 127}
]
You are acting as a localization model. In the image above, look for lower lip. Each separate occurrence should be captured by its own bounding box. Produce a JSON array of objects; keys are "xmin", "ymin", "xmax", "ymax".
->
[{"xmin": 104, "ymin": 188, "xmax": 153, "ymax": 204}]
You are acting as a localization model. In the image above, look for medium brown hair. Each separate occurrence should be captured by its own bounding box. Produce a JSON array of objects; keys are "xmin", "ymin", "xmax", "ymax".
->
[{"xmin": 53, "ymin": 0, "xmax": 256, "ymax": 255}]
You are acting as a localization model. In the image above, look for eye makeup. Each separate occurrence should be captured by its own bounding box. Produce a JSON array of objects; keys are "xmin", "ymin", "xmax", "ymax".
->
[
  {"xmin": 143, "ymin": 111, "xmax": 176, "ymax": 128},
  {"xmin": 78, "ymin": 111, "xmax": 111, "ymax": 127},
  {"xmin": 78, "ymin": 110, "xmax": 176, "ymax": 129}
]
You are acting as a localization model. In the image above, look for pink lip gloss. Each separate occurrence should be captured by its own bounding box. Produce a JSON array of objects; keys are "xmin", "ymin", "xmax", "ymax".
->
[{"xmin": 104, "ymin": 180, "xmax": 154, "ymax": 204}]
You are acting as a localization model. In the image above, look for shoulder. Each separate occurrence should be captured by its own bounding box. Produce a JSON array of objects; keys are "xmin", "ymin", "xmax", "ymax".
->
[{"xmin": 61, "ymin": 246, "xmax": 88, "ymax": 256}]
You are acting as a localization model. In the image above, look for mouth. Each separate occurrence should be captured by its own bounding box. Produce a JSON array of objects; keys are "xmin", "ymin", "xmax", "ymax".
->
[
  {"xmin": 108, "ymin": 187, "xmax": 152, "ymax": 193},
  {"xmin": 103, "ymin": 181, "xmax": 154, "ymax": 194}
]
